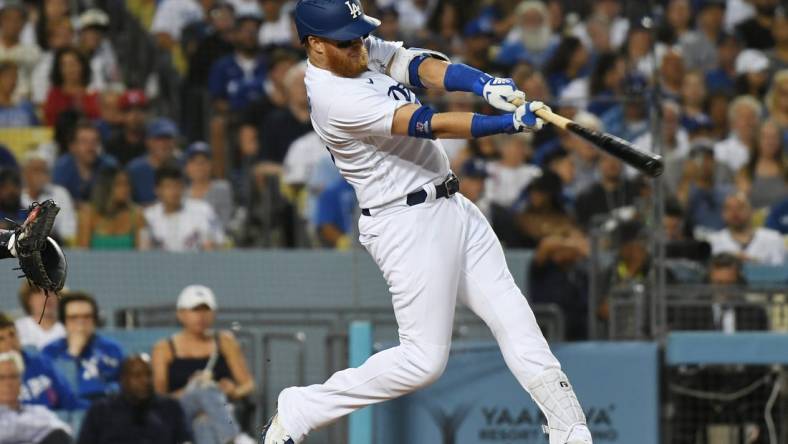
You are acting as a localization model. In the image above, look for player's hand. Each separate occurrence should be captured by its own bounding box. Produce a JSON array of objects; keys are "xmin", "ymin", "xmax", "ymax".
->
[
  {"xmin": 513, "ymin": 101, "xmax": 549, "ymax": 132},
  {"xmin": 481, "ymin": 78, "xmax": 526, "ymax": 112}
]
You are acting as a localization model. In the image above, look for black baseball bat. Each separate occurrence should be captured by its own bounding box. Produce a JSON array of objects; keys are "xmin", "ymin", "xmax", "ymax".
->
[{"xmin": 512, "ymin": 99, "xmax": 664, "ymax": 178}]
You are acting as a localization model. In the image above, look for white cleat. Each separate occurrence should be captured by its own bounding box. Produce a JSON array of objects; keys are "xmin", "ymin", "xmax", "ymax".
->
[{"xmin": 260, "ymin": 413, "xmax": 298, "ymax": 444}]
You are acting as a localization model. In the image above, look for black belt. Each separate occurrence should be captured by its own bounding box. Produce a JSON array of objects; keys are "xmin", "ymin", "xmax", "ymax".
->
[{"xmin": 361, "ymin": 174, "xmax": 460, "ymax": 216}]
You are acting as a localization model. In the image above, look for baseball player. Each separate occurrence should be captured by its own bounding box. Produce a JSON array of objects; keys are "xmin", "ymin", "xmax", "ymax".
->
[{"xmin": 263, "ymin": 1, "xmax": 592, "ymax": 443}]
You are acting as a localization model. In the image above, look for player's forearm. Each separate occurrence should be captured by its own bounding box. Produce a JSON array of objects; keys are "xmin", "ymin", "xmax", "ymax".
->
[
  {"xmin": 393, "ymin": 105, "xmax": 520, "ymax": 139},
  {"xmin": 416, "ymin": 57, "xmax": 449, "ymax": 90}
]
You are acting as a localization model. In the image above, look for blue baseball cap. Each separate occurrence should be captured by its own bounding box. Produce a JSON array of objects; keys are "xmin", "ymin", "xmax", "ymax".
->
[
  {"xmin": 185, "ymin": 141, "xmax": 211, "ymax": 160},
  {"xmin": 294, "ymin": 0, "xmax": 380, "ymax": 42},
  {"xmin": 461, "ymin": 158, "xmax": 488, "ymax": 178},
  {"xmin": 146, "ymin": 117, "xmax": 178, "ymax": 139}
]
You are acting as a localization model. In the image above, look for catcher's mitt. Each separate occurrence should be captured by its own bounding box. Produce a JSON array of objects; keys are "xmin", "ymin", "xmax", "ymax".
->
[{"xmin": 9, "ymin": 200, "xmax": 67, "ymax": 293}]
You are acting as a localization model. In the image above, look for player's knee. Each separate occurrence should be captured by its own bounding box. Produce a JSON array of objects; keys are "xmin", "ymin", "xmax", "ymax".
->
[{"xmin": 400, "ymin": 343, "xmax": 450, "ymax": 388}]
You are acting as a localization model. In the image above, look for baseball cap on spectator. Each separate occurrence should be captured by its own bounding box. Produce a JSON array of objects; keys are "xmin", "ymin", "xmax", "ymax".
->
[
  {"xmin": 0, "ymin": 0, "xmax": 26, "ymax": 17},
  {"xmin": 735, "ymin": 49, "xmax": 769, "ymax": 75},
  {"xmin": 463, "ymin": 17, "xmax": 495, "ymax": 38},
  {"xmin": 176, "ymin": 285, "xmax": 217, "ymax": 310},
  {"xmin": 77, "ymin": 8, "xmax": 110, "ymax": 31},
  {"xmin": 146, "ymin": 117, "xmax": 178, "ymax": 139},
  {"xmin": 236, "ymin": 10, "xmax": 263, "ymax": 25},
  {"xmin": 681, "ymin": 113, "xmax": 713, "ymax": 133},
  {"xmin": 118, "ymin": 89, "xmax": 148, "ymax": 110},
  {"xmin": 185, "ymin": 141, "xmax": 211, "ymax": 160},
  {"xmin": 461, "ymin": 158, "xmax": 488, "ymax": 178}
]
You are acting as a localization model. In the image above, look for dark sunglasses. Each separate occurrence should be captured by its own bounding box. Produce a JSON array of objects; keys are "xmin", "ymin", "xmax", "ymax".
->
[{"xmin": 326, "ymin": 35, "xmax": 367, "ymax": 49}]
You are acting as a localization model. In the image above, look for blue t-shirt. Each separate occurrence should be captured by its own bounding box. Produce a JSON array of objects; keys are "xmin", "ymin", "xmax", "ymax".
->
[
  {"xmin": 21, "ymin": 349, "xmax": 85, "ymax": 410},
  {"xmin": 766, "ymin": 198, "xmax": 788, "ymax": 235},
  {"xmin": 687, "ymin": 185, "xmax": 733, "ymax": 231},
  {"xmin": 208, "ymin": 53, "xmax": 267, "ymax": 111},
  {"xmin": 0, "ymin": 101, "xmax": 38, "ymax": 127},
  {"xmin": 315, "ymin": 179, "xmax": 357, "ymax": 234},
  {"xmin": 41, "ymin": 335, "xmax": 125, "ymax": 402},
  {"xmin": 126, "ymin": 155, "xmax": 157, "ymax": 205},
  {"xmin": 52, "ymin": 153, "xmax": 117, "ymax": 202}
]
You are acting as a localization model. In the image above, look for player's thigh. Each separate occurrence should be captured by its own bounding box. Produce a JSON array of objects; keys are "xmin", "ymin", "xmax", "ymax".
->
[{"xmin": 361, "ymin": 201, "xmax": 464, "ymax": 345}]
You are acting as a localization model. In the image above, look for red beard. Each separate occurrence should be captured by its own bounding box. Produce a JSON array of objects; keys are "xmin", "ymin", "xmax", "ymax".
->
[{"xmin": 325, "ymin": 45, "xmax": 369, "ymax": 78}]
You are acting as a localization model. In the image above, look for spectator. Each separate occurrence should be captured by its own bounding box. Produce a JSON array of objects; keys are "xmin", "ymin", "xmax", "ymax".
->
[
  {"xmin": 77, "ymin": 355, "xmax": 191, "ymax": 444},
  {"xmin": 624, "ymin": 23, "xmax": 656, "ymax": 80},
  {"xmin": 681, "ymin": 0, "xmax": 725, "ymax": 71},
  {"xmin": 208, "ymin": 12, "xmax": 266, "ymax": 114},
  {"xmin": 586, "ymin": 52, "xmax": 626, "ymax": 117},
  {"xmin": 485, "ymin": 134, "xmax": 541, "ymax": 209},
  {"xmin": 30, "ymin": 16, "xmax": 75, "ymax": 105},
  {"xmin": 515, "ymin": 170, "xmax": 576, "ymax": 248},
  {"xmin": 663, "ymin": 198, "xmax": 713, "ymax": 262},
  {"xmin": 706, "ymin": 91, "xmax": 730, "ymax": 140},
  {"xmin": 528, "ymin": 229, "xmax": 590, "ymax": 341},
  {"xmin": 704, "ymin": 33, "xmax": 740, "ymax": 93},
  {"xmin": 768, "ymin": 13, "xmax": 788, "ymax": 74},
  {"xmin": 765, "ymin": 196, "xmax": 788, "ymax": 235},
  {"xmin": 14, "ymin": 281, "xmax": 65, "ymax": 350},
  {"xmin": 678, "ymin": 140, "xmax": 735, "ymax": 233},
  {"xmin": 0, "ymin": 0, "xmax": 41, "ymax": 101},
  {"xmin": 0, "ymin": 350, "xmax": 73, "ymax": 444},
  {"xmin": 42, "ymin": 292, "xmax": 125, "ymax": 403},
  {"xmin": 734, "ymin": 49, "xmax": 770, "ymax": 98},
  {"xmin": 669, "ymin": 254, "xmax": 768, "ymax": 331},
  {"xmin": 679, "ymin": 71, "xmax": 710, "ymax": 131},
  {"xmin": 105, "ymin": 90, "xmax": 149, "ymax": 166},
  {"xmin": 0, "ymin": 168, "xmax": 25, "ymax": 228},
  {"xmin": 43, "ymin": 48, "xmax": 101, "ymax": 126},
  {"xmin": 658, "ymin": 47, "xmax": 685, "ymax": 100},
  {"xmin": 151, "ymin": 285, "xmax": 254, "ymax": 443},
  {"xmin": 235, "ymin": 162, "xmax": 292, "ymax": 247},
  {"xmin": 75, "ymin": 9, "xmax": 120, "ymax": 95},
  {"xmin": 127, "ymin": 117, "xmax": 179, "ymax": 205},
  {"xmin": 765, "ymin": 69, "xmax": 788, "ymax": 128},
  {"xmin": 282, "ymin": 131, "xmax": 331, "ymax": 192},
  {"xmin": 542, "ymin": 36, "xmax": 590, "ymax": 98},
  {"xmin": 574, "ymin": 154, "xmax": 642, "ymax": 229},
  {"xmin": 314, "ymin": 177, "xmax": 356, "ymax": 250},
  {"xmin": 541, "ymin": 147, "xmax": 575, "ymax": 200},
  {"xmin": 0, "ymin": 312, "xmax": 82, "ymax": 411},
  {"xmin": 151, "ymin": 0, "xmax": 215, "ymax": 51},
  {"xmin": 77, "ymin": 167, "xmax": 146, "ymax": 250},
  {"xmin": 657, "ymin": 0, "xmax": 694, "ymax": 45},
  {"xmin": 257, "ymin": 0, "xmax": 295, "ymax": 48},
  {"xmin": 627, "ymin": 101, "xmax": 690, "ymax": 193},
  {"xmin": 713, "ymin": 95, "xmax": 760, "ymax": 172},
  {"xmin": 182, "ymin": 2, "xmax": 236, "ymax": 141},
  {"xmin": 495, "ymin": 1, "xmax": 558, "ymax": 68},
  {"xmin": 254, "ymin": 62, "xmax": 311, "ymax": 164},
  {"xmin": 0, "ymin": 61, "xmax": 37, "ymax": 127},
  {"xmin": 52, "ymin": 120, "xmax": 117, "ymax": 203},
  {"xmin": 144, "ymin": 165, "xmax": 225, "ymax": 252},
  {"xmin": 183, "ymin": 141, "xmax": 234, "ymax": 227},
  {"xmin": 734, "ymin": 0, "xmax": 776, "ymax": 50},
  {"xmin": 458, "ymin": 18, "xmax": 496, "ymax": 73},
  {"xmin": 559, "ymin": 111, "xmax": 601, "ymax": 197},
  {"xmin": 186, "ymin": 2, "xmax": 235, "ymax": 88},
  {"xmin": 458, "ymin": 157, "xmax": 492, "ymax": 220},
  {"xmin": 706, "ymin": 193, "xmax": 785, "ymax": 265},
  {"xmin": 21, "ymin": 152, "xmax": 77, "ymax": 243},
  {"xmin": 735, "ymin": 119, "xmax": 788, "ymax": 210}
]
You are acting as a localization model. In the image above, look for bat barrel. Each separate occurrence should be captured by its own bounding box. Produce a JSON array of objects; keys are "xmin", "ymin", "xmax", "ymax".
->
[{"xmin": 566, "ymin": 123, "xmax": 664, "ymax": 178}]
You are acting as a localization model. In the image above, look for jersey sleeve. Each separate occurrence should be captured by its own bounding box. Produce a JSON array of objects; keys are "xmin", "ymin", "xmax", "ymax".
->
[
  {"xmin": 326, "ymin": 87, "xmax": 408, "ymax": 141},
  {"xmin": 365, "ymin": 36, "xmax": 403, "ymax": 74}
]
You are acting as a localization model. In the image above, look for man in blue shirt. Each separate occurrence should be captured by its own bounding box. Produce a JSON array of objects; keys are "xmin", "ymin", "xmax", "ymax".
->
[
  {"xmin": 314, "ymin": 177, "xmax": 357, "ymax": 250},
  {"xmin": 42, "ymin": 292, "xmax": 125, "ymax": 404},
  {"xmin": 52, "ymin": 120, "xmax": 117, "ymax": 203},
  {"xmin": 0, "ymin": 312, "xmax": 83, "ymax": 410},
  {"xmin": 208, "ymin": 13, "xmax": 267, "ymax": 113},
  {"xmin": 127, "ymin": 117, "xmax": 179, "ymax": 205}
]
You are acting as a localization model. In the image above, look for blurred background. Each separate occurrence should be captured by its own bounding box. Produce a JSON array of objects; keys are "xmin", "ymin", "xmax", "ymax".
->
[{"xmin": 0, "ymin": 0, "xmax": 787, "ymax": 443}]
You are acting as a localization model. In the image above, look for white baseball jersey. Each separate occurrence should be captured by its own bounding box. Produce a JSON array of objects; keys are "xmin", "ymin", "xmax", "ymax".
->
[{"xmin": 305, "ymin": 37, "xmax": 450, "ymax": 209}]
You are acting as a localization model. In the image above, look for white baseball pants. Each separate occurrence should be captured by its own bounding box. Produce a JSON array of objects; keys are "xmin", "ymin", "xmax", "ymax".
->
[{"xmin": 278, "ymin": 193, "xmax": 562, "ymax": 441}]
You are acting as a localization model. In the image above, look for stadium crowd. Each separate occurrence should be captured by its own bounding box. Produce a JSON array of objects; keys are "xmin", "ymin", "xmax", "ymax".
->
[{"xmin": 0, "ymin": 0, "xmax": 787, "ymax": 441}]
